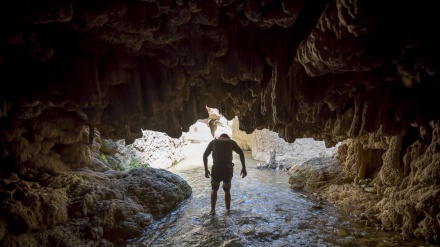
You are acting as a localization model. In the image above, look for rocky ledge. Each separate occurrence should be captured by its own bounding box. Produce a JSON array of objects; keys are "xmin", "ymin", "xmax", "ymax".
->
[
  {"xmin": 0, "ymin": 168, "xmax": 191, "ymax": 246},
  {"xmin": 289, "ymin": 121, "xmax": 440, "ymax": 243}
]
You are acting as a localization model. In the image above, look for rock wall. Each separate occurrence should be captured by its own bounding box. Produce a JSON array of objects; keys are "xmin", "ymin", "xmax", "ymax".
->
[
  {"xmin": 0, "ymin": 119, "xmax": 192, "ymax": 246},
  {"xmin": 343, "ymin": 121, "xmax": 440, "ymax": 242},
  {"xmin": 232, "ymin": 117, "xmax": 339, "ymax": 166},
  {"xmin": 290, "ymin": 120, "xmax": 440, "ymax": 243},
  {"xmin": 115, "ymin": 130, "xmax": 185, "ymax": 170}
]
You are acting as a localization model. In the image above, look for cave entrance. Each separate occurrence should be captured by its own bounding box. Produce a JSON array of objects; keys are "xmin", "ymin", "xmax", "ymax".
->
[{"xmin": 112, "ymin": 106, "xmax": 340, "ymax": 172}]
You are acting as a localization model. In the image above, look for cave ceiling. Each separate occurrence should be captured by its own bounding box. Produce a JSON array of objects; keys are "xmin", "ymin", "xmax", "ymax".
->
[{"xmin": 1, "ymin": 0, "xmax": 440, "ymax": 146}]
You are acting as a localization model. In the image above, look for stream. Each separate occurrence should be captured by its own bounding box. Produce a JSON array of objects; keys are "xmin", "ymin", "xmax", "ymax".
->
[{"xmin": 126, "ymin": 145, "xmax": 432, "ymax": 247}]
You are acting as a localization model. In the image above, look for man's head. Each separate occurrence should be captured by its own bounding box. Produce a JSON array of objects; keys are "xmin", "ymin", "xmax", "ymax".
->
[{"xmin": 219, "ymin": 133, "xmax": 230, "ymax": 139}]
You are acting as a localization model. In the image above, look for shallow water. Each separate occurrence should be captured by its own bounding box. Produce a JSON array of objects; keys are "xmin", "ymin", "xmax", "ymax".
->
[{"xmin": 126, "ymin": 151, "xmax": 434, "ymax": 247}]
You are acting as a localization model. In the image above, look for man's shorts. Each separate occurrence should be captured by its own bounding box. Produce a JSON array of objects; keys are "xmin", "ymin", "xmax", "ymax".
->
[{"xmin": 211, "ymin": 162, "xmax": 234, "ymax": 191}]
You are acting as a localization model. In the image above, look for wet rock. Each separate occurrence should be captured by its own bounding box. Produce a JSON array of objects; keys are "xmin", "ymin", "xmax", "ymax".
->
[{"xmin": 0, "ymin": 168, "xmax": 191, "ymax": 246}]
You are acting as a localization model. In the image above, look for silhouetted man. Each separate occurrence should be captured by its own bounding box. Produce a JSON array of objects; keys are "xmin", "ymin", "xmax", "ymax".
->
[{"xmin": 203, "ymin": 133, "xmax": 247, "ymax": 215}]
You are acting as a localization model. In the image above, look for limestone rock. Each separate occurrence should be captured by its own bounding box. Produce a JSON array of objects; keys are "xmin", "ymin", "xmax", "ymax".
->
[
  {"xmin": 115, "ymin": 129, "xmax": 185, "ymax": 170},
  {"xmin": 0, "ymin": 168, "xmax": 191, "ymax": 246},
  {"xmin": 233, "ymin": 117, "xmax": 339, "ymax": 166},
  {"xmin": 288, "ymin": 157, "xmax": 348, "ymax": 191}
]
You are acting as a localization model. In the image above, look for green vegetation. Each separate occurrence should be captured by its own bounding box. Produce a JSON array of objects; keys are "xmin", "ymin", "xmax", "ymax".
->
[
  {"xmin": 99, "ymin": 153, "xmax": 108, "ymax": 162},
  {"xmin": 127, "ymin": 158, "xmax": 150, "ymax": 170}
]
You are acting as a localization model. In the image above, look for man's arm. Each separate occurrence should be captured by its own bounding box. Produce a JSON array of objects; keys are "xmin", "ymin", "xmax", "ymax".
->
[
  {"xmin": 232, "ymin": 141, "xmax": 247, "ymax": 178},
  {"xmin": 203, "ymin": 141, "xmax": 214, "ymax": 178}
]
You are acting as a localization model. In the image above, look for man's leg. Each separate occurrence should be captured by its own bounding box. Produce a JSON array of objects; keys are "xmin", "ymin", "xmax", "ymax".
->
[
  {"xmin": 225, "ymin": 190, "xmax": 231, "ymax": 210},
  {"xmin": 210, "ymin": 190, "xmax": 217, "ymax": 215},
  {"xmin": 210, "ymin": 179, "xmax": 220, "ymax": 215},
  {"xmin": 223, "ymin": 181, "xmax": 232, "ymax": 211}
]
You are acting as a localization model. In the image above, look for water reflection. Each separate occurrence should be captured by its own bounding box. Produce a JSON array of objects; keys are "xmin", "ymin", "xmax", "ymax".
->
[{"xmin": 126, "ymin": 151, "xmax": 432, "ymax": 247}]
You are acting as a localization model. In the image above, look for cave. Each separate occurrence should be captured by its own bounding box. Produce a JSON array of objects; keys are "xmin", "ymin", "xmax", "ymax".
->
[{"xmin": 1, "ymin": 0, "xmax": 440, "ymax": 245}]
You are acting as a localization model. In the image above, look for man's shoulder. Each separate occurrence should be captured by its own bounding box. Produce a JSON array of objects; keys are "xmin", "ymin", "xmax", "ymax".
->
[
  {"xmin": 214, "ymin": 138, "xmax": 234, "ymax": 143},
  {"xmin": 211, "ymin": 138, "xmax": 234, "ymax": 148}
]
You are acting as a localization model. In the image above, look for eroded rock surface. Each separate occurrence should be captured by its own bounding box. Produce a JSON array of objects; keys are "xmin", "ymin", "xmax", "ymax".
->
[
  {"xmin": 1, "ymin": 0, "xmax": 440, "ymax": 244},
  {"xmin": 115, "ymin": 130, "xmax": 185, "ymax": 170},
  {"xmin": 233, "ymin": 117, "xmax": 339, "ymax": 167},
  {"xmin": 0, "ymin": 168, "xmax": 191, "ymax": 246},
  {"xmin": 289, "ymin": 120, "xmax": 440, "ymax": 243}
]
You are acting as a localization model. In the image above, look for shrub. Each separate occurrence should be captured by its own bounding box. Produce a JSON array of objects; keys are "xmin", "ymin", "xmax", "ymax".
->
[
  {"xmin": 99, "ymin": 153, "xmax": 108, "ymax": 162},
  {"xmin": 127, "ymin": 158, "xmax": 150, "ymax": 170}
]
